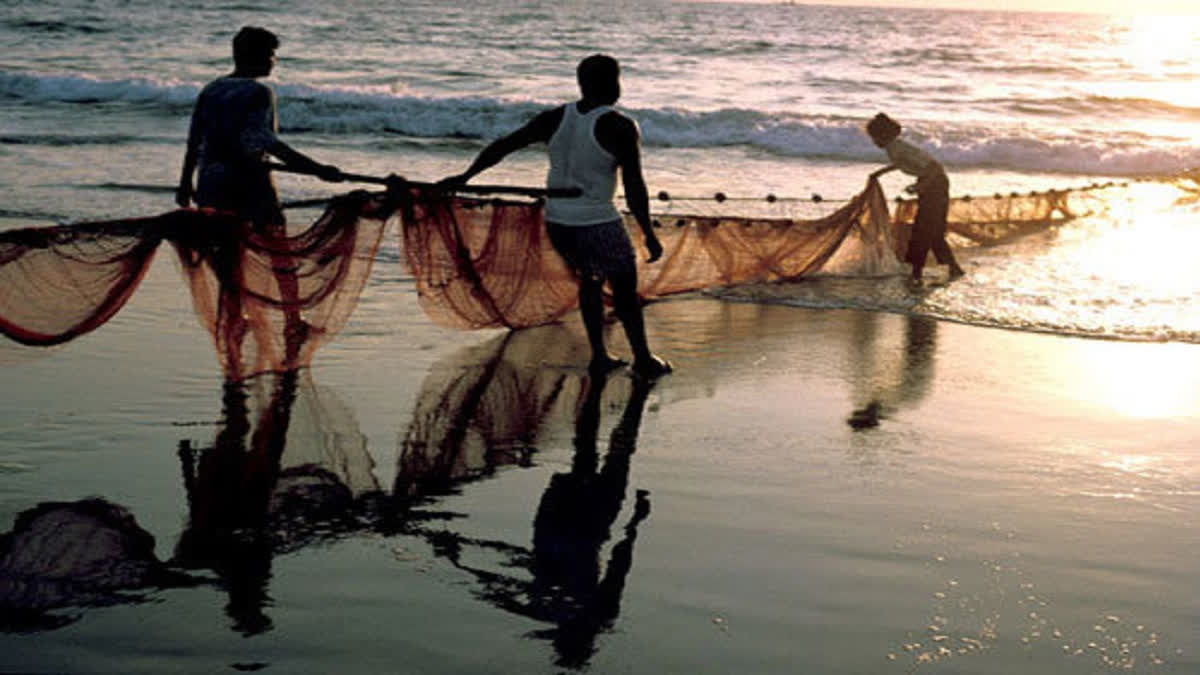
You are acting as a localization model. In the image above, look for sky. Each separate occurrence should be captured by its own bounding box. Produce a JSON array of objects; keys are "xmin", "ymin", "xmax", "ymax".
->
[{"xmin": 757, "ymin": 0, "xmax": 1200, "ymax": 15}]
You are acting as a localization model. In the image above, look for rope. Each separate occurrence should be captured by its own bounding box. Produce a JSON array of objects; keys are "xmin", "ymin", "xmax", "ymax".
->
[
  {"xmin": 89, "ymin": 169, "xmax": 1180, "ymax": 212},
  {"xmin": 622, "ymin": 178, "xmax": 1138, "ymax": 206}
]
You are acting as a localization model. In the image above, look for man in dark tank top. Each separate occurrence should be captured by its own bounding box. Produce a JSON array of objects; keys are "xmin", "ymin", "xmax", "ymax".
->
[{"xmin": 176, "ymin": 26, "xmax": 343, "ymax": 228}]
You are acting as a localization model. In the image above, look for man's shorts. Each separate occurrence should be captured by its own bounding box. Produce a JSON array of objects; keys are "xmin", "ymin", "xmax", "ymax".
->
[{"xmin": 546, "ymin": 219, "xmax": 637, "ymax": 285}]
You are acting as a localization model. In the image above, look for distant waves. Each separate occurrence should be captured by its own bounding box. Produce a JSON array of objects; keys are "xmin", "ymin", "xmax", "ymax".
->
[{"xmin": 3, "ymin": 70, "xmax": 1200, "ymax": 176}]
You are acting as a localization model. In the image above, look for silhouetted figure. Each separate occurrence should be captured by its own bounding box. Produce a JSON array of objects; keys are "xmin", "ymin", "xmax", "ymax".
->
[
  {"xmin": 441, "ymin": 54, "xmax": 671, "ymax": 378},
  {"xmin": 847, "ymin": 314, "xmax": 938, "ymax": 430},
  {"xmin": 176, "ymin": 26, "xmax": 342, "ymax": 223},
  {"xmin": 176, "ymin": 26, "xmax": 344, "ymax": 368},
  {"xmin": 867, "ymin": 113, "xmax": 964, "ymax": 283},
  {"xmin": 525, "ymin": 370, "xmax": 654, "ymax": 668},
  {"xmin": 174, "ymin": 373, "xmax": 300, "ymax": 635},
  {"xmin": 173, "ymin": 371, "xmax": 380, "ymax": 633},
  {"xmin": 422, "ymin": 369, "xmax": 656, "ymax": 669}
]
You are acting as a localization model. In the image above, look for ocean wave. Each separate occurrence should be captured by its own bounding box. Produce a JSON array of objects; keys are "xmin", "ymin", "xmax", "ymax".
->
[
  {"xmin": 4, "ymin": 70, "xmax": 1200, "ymax": 175},
  {"xmin": 710, "ymin": 277, "xmax": 1200, "ymax": 346},
  {"xmin": 999, "ymin": 95, "xmax": 1200, "ymax": 120},
  {"xmin": 1, "ymin": 133, "xmax": 148, "ymax": 146},
  {"xmin": 0, "ymin": 71, "xmax": 196, "ymax": 107},
  {"xmin": 0, "ymin": 207, "xmax": 68, "ymax": 224},
  {"xmin": 3, "ymin": 19, "xmax": 110, "ymax": 35}
]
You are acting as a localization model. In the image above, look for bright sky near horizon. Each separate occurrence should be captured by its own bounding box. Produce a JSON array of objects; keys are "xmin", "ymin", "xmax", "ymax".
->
[{"xmin": 747, "ymin": 0, "xmax": 1199, "ymax": 15}]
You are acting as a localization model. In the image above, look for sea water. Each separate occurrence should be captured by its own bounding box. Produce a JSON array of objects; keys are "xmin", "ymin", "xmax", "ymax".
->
[
  {"xmin": 2, "ymin": 2, "xmax": 1199, "ymax": 673},
  {"xmin": 3, "ymin": 0, "xmax": 1200, "ymax": 341}
]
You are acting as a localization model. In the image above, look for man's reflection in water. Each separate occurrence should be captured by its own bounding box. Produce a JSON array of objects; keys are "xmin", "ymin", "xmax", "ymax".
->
[
  {"xmin": 2, "ymin": 324, "xmax": 652, "ymax": 653},
  {"xmin": 526, "ymin": 370, "xmax": 653, "ymax": 668},
  {"xmin": 174, "ymin": 368, "xmax": 379, "ymax": 635},
  {"xmin": 0, "ymin": 372, "xmax": 321, "ymax": 635},
  {"xmin": 848, "ymin": 314, "xmax": 938, "ymax": 430},
  {"xmin": 418, "ymin": 369, "xmax": 656, "ymax": 670},
  {"xmin": 174, "ymin": 372, "xmax": 300, "ymax": 636}
]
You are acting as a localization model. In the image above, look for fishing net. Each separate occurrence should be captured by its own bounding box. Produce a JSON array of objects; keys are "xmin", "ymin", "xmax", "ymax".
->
[
  {"xmin": 395, "ymin": 326, "xmax": 590, "ymax": 498},
  {"xmin": 0, "ymin": 191, "xmax": 393, "ymax": 379},
  {"xmin": 175, "ymin": 191, "xmax": 392, "ymax": 378},
  {"xmin": 893, "ymin": 184, "xmax": 1101, "ymax": 250},
  {"xmin": 0, "ymin": 214, "xmax": 167, "ymax": 347},
  {"xmin": 400, "ymin": 177, "xmax": 899, "ymax": 330},
  {"xmin": 0, "ymin": 174, "xmax": 1135, "ymax": 376}
]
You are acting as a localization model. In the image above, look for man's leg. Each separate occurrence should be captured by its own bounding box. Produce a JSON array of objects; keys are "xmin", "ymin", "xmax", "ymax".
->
[
  {"xmin": 922, "ymin": 183, "xmax": 962, "ymax": 280},
  {"xmin": 610, "ymin": 276, "xmax": 670, "ymax": 378},
  {"xmin": 908, "ymin": 195, "xmax": 938, "ymax": 282},
  {"xmin": 579, "ymin": 276, "xmax": 625, "ymax": 372},
  {"xmin": 549, "ymin": 221, "xmax": 627, "ymax": 373},
  {"xmin": 932, "ymin": 237, "xmax": 965, "ymax": 279},
  {"xmin": 258, "ymin": 219, "xmax": 308, "ymax": 370}
]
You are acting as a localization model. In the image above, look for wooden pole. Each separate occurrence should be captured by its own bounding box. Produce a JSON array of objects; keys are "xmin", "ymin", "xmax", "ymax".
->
[{"xmin": 266, "ymin": 162, "xmax": 580, "ymax": 199}]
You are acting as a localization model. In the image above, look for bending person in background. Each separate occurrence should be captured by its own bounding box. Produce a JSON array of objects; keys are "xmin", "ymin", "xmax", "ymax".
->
[
  {"xmin": 440, "ymin": 54, "xmax": 671, "ymax": 378},
  {"xmin": 176, "ymin": 25, "xmax": 343, "ymax": 224},
  {"xmin": 867, "ymin": 113, "xmax": 965, "ymax": 284}
]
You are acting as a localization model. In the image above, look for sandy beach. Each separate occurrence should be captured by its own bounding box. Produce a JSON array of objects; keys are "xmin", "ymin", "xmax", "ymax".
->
[
  {"xmin": 4, "ymin": 2, "xmax": 1200, "ymax": 670},
  {"xmin": 1, "ymin": 252, "xmax": 1197, "ymax": 674}
]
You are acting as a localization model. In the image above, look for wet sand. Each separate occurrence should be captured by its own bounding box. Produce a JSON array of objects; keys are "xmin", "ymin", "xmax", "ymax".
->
[{"xmin": 1, "ymin": 255, "xmax": 1198, "ymax": 674}]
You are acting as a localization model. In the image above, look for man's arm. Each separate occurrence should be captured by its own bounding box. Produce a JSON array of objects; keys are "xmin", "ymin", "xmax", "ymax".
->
[
  {"xmin": 869, "ymin": 165, "xmax": 897, "ymax": 180},
  {"xmin": 598, "ymin": 112, "xmax": 662, "ymax": 263},
  {"xmin": 176, "ymin": 103, "xmax": 201, "ymax": 207},
  {"xmin": 245, "ymin": 85, "xmax": 341, "ymax": 182},
  {"xmin": 267, "ymin": 138, "xmax": 342, "ymax": 182},
  {"xmin": 441, "ymin": 107, "xmax": 563, "ymax": 186}
]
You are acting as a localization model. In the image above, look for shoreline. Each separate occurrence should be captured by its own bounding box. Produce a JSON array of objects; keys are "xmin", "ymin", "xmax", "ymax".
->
[{"xmin": 1, "ymin": 261, "xmax": 1198, "ymax": 672}]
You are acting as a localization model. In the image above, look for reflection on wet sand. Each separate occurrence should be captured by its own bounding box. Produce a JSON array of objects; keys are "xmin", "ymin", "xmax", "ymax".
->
[
  {"xmin": 0, "ymin": 322, "xmax": 652, "ymax": 668},
  {"xmin": 0, "ymin": 370, "xmax": 378, "ymax": 635},
  {"xmin": 393, "ymin": 324, "xmax": 589, "ymax": 501},
  {"xmin": 173, "ymin": 370, "xmax": 378, "ymax": 635},
  {"xmin": 400, "ymin": 355, "xmax": 655, "ymax": 669},
  {"xmin": 0, "ymin": 301, "xmax": 947, "ymax": 664},
  {"xmin": 847, "ymin": 313, "xmax": 938, "ymax": 429}
]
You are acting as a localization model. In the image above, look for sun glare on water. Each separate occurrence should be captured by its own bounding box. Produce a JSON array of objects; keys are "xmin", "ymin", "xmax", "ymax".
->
[
  {"xmin": 1081, "ymin": 343, "xmax": 1200, "ymax": 419},
  {"xmin": 1045, "ymin": 183, "xmax": 1200, "ymax": 419},
  {"xmin": 1087, "ymin": 183, "xmax": 1200, "ymax": 296},
  {"xmin": 1091, "ymin": 14, "xmax": 1200, "ymax": 111}
]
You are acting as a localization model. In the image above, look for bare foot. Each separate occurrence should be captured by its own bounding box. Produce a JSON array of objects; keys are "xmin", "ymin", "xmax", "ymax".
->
[
  {"xmin": 632, "ymin": 355, "xmax": 672, "ymax": 379},
  {"xmin": 589, "ymin": 355, "xmax": 628, "ymax": 373},
  {"xmin": 847, "ymin": 400, "xmax": 883, "ymax": 430}
]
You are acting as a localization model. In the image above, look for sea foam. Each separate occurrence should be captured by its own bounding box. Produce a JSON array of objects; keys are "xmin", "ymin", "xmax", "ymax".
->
[{"xmin": 3, "ymin": 70, "xmax": 1199, "ymax": 176}]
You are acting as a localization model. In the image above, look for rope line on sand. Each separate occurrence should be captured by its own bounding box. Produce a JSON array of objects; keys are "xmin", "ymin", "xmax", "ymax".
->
[
  {"xmin": 277, "ymin": 168, "xmax": 1200, "ymax": 211},
  {"xmin": 281, "ymin": 178, "xmax": 1137, "ymax": 211},
  {"xmin": 632, "ymin": 179, "xmax": 1138, "ymax": 206}
]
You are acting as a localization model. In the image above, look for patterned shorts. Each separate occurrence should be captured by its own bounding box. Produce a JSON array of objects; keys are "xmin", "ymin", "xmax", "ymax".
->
[{"xmin": 546, "ymin": 219, "xmax": 637, "ymax": 285}]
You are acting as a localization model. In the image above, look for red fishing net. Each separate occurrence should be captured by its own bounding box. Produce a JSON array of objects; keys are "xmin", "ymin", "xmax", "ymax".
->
[
  {"xmin": 0, "ymin": 214, "xmax": 169, "ymax": 346},
  {"xmin": 176, "ymin": 191, "xmax": 392, "ymax": 378},
  {"xmin": 400, "ymin": 178, "xmax": 897, "ymax": 330},
  {"xmin": 0, "ymin": 191, "xmax": 392, "ymax": 379},
  {"xmin": 0, "ymin": 176, "xmax": 1102, "ymax": 378}
]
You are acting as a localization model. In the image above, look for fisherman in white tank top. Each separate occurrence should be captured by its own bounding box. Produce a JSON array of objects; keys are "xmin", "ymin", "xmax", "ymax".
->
[
  {"xmin": 442, "ymin": 54, "xmax": 671, "ymax": 379},
  {"xmin": 543, "ymin": 102, "xmax": 622, "ymax": 226}
]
